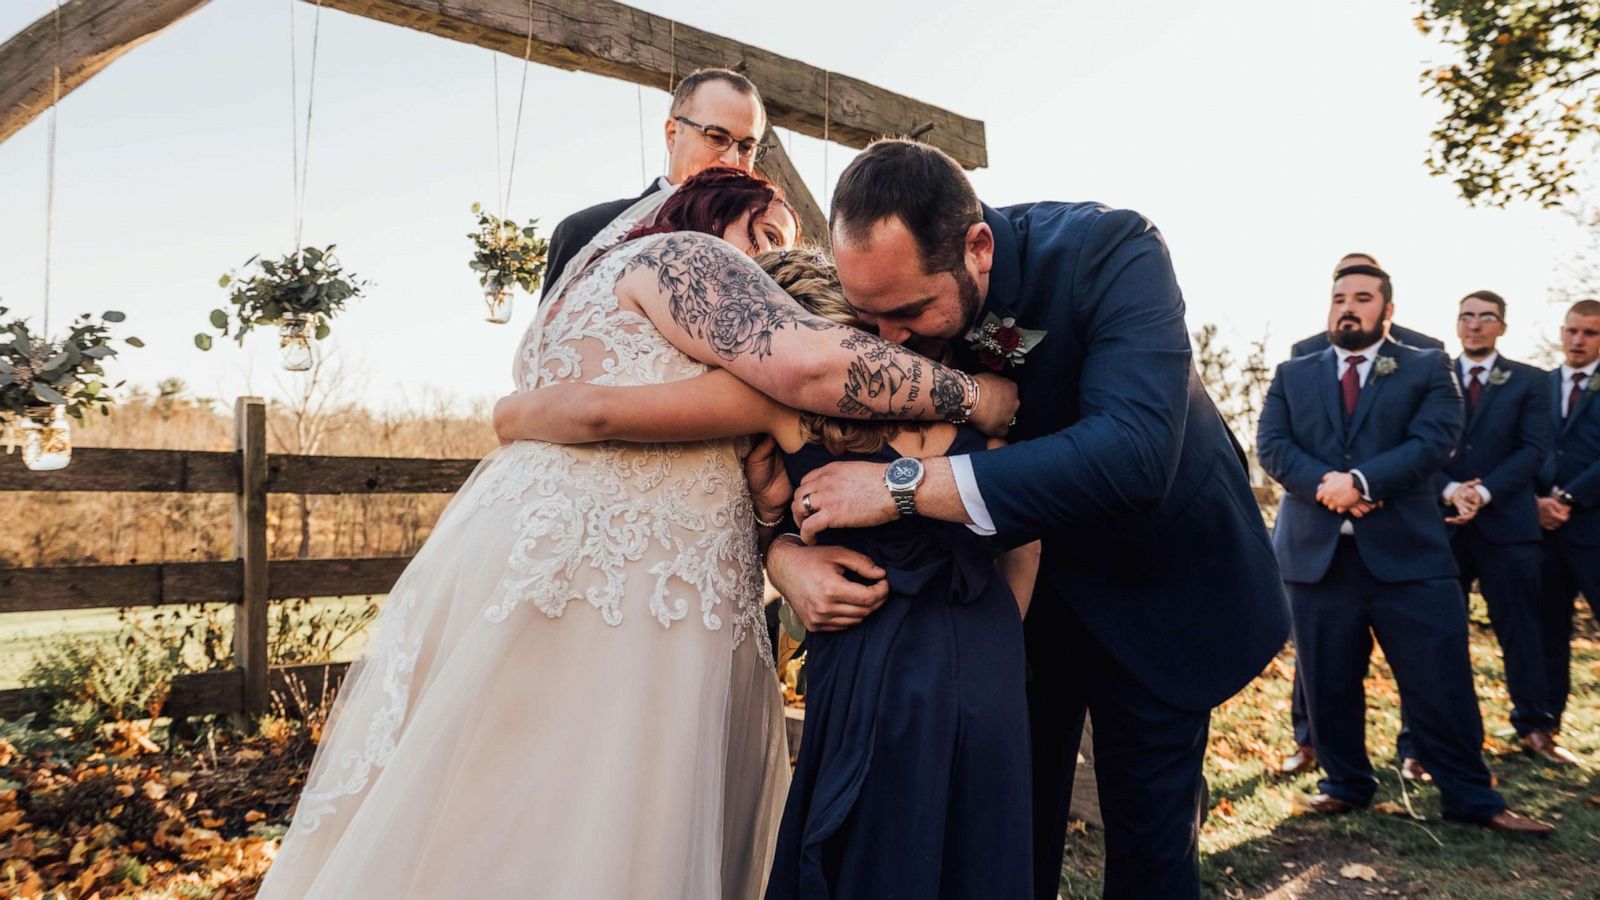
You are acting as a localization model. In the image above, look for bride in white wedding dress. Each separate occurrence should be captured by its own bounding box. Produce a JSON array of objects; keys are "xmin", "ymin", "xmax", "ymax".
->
[{"xmin": 257, "ymin": 170, "xmax": 801, "ymax": 899}]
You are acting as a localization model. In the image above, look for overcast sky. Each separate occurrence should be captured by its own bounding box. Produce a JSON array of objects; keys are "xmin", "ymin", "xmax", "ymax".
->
[{"xmin": 0, "ymin": 0, "xmax": 1590, "ymax": 410}]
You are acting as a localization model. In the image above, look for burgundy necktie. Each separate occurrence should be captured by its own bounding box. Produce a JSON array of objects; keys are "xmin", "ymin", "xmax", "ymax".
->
[
  {"xmin": 1466, "ymin": 365, "xmax": 1485, "ymax": 411},
  {"xmin": 1342, "ymin": 355, "xmax": 1366, "ymax": 418},
  {"xmin": 1569, "ymin": 371, "xmax": 1587, "ymax": 419}
]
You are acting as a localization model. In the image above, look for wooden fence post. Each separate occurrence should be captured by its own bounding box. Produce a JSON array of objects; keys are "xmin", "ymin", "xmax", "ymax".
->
[{"xmin": 233, "ymin": 397, "xmax": 269, "ymax": 721}]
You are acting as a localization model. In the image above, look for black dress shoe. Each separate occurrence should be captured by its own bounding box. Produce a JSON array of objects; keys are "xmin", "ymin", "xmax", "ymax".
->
[{"xmin": 1279, "ymin": 744, "xmax": 1317, "ymax": 775}]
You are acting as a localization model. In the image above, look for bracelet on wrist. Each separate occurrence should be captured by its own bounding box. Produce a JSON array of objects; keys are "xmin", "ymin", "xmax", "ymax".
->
[{"xmin": 754, "ymin": 509, "xmax": 784, "ymax": 528}]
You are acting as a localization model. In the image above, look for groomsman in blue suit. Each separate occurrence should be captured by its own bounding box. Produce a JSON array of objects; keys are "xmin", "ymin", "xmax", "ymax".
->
[
  {"xmin": 1279, "ymin": 253, "xmax": 1445, "ymax": 777},
  {"xmin": 1430, "ymin": 291, "xmax": 1568, "ymax": 763},
  {"xmin": 1257, "ymin": 265, "xmax": 1551, "ymax": 834},
  {"xmin": 1534, "ymin": 299, "xmax": 1600, "ymax": 736}
]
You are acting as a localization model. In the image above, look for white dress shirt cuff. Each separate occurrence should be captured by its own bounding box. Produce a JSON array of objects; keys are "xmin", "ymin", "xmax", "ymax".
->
[
  {"xmin": 1442, "ymin": 481, "xmax": 1462, "ymax": 504},
  {"xmin": 1350, "ymin": 469, "xmax": 1372, "ymax": 502},
  {"xmin": 1475, "ymin": 483, "xmax": 1492, "ymax": 504},
  {"xmin": 949, "ymin": 455, "xmax": 997, "ymax": 536}
]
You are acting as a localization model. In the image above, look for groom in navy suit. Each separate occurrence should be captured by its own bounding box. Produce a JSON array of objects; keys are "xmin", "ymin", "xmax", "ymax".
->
[
  {"xmin": 1257, "ymin": 266, "xmax": 1549, "ymax": 834},
  {"xmin": 771, "ymin": 139, "xmax": 1291, "ymax": 898}
]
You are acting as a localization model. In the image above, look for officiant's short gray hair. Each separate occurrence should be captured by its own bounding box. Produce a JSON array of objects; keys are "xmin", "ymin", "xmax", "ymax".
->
[{"xmin": 831, "ymin": 138, "xmax": 982, "ymax": 275}]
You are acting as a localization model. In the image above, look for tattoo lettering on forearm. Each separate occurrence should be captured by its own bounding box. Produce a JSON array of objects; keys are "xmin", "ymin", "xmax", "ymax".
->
[{"xmin": 626, "ymin": 233, "xmax": 966, "ymax": 420}]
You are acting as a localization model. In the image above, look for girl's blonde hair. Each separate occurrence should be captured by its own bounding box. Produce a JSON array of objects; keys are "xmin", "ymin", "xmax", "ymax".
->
[{"xmin": 754, "ymin": 249, "xmax": 936, "ymax": 456}]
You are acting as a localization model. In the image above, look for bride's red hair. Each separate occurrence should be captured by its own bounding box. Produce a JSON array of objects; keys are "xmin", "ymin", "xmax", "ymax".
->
[{"xmin": 624, "ymin": 167, "xmax": 799, "ymax": 247}]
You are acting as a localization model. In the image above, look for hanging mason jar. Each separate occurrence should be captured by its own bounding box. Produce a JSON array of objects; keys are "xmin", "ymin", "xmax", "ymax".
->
[
  {"xmin": 20, "ymin": 405, "xmax": 72, "ymax": 471},
  {"xmin": 484, "ymin": 274, "xmax": 513, "ymax": 324},
  {"xmin": 279, "ymin": 312, "xmax": 315, "ymax": 371}
]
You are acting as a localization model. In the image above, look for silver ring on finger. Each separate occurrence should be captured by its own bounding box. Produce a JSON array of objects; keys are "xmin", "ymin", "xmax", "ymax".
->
[{"xmin": 802, "ymin": 492, "xmax": 815, "ymax": 514}]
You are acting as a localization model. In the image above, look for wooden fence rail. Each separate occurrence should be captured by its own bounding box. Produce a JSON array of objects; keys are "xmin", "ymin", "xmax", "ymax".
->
[{"xmin": 0, "ymin": 397, "xmax": 480, "ymax": 721}]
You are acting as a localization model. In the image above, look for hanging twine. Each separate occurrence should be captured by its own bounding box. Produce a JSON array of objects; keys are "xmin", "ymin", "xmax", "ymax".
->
[
  {"xmin": 42, "ymin": 0, "xmax": 63, "ymax": 339},
  {"xmin": 288, "ymin": 0, "xmax": 325, "ymax": 253},
  {"xmin": 636, "ymin": 86, "xmax": 649, "ymax": 186},
  {"xmin": 821, "ymin": 71, "xmax": 831, "ymax": 208},
  {"xmin": 500, "ymin": 0, "xmax": 535, "ymax": 217}
]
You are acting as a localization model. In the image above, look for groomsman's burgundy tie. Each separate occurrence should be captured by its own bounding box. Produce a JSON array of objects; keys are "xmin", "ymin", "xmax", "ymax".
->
[
  {"xmin": 1341, "ymin": 355, "xmax": 1366, "ymax": 418},
  {"xmin": 1569, "ymin": 372, "xmax": 1586, "ymax": 420},
  {"xmin": 1466, "ymin": 365, "xmax": 1485, "ymax": 411}
]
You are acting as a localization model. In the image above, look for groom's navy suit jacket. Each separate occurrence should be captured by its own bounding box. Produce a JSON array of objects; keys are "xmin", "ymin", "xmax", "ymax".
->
[
  {"xmin": 1258, "ymin": 341, "xmax": 1463, "ymax": 585},
  {"xmin": 963, "ymin": 203, "xmax": 1289, "ymax": 713},
  {"xmin": 1537, "ymin": 368, "xmax": 1600, "ymax": 546},
  {"xmin": 1434, "ymin": 357, "xmax": 1551, "ymax": 545}
]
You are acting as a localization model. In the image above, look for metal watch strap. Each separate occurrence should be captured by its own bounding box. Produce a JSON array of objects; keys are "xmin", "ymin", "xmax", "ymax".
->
[{"xmin": 892, "ymin": 487, "xmax": 917, "ymax": 518}]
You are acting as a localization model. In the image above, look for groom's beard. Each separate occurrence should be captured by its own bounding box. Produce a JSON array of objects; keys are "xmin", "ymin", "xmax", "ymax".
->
[
  {"xmin": 1329, "ymin": 318, "xmax": 1386, "ymax": 351},
  {"xmin": 954, "ymin": 265, "xmax": 983, "ymax": 333}
]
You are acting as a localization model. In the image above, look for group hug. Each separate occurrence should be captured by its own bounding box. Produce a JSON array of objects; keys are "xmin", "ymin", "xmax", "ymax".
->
[
  {"xmin": 245, "ymin": 65, "xmax": 1600, "ymax": 900},
  {"xmin": 1263, "ymin": 254, "xmax": 1600, "ymax": 835}
]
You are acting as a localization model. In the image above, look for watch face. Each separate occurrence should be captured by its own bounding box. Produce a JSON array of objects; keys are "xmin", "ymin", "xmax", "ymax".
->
[{"xmin": 887, "ymin": 458, "xmax": 922, "ymax": 488}]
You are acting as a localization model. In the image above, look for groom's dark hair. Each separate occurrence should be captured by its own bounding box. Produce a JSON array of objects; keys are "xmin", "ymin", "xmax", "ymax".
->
[{"xmin": 830, "ymin": 139, "xmax": 981, "ymax": 274}]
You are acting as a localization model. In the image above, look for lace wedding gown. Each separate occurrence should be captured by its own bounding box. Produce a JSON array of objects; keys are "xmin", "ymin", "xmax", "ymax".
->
[{"xmin": 259, "ymin": 235, "xmax": 789, "ymax": 899}]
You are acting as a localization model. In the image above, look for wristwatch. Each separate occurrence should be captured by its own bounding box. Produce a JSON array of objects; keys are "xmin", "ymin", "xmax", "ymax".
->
[
  {"xmin": 884, "ymin": 457, "xmax": 925, "ymax": 518},
  {"xmin": 1553, "ymin": 487, "xmax": 1576, "ymax": 506}
]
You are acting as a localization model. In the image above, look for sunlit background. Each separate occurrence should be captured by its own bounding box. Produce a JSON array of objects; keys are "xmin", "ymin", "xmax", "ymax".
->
[{"xmin": 0, "ymin": 0, "xmax": 1591, "ymax": 411}]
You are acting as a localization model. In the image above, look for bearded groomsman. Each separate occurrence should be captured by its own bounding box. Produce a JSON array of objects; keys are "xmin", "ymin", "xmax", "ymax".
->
[
  {"xmin": 1258, "ymin": 265, "xmax": 1551, "ymax": 834},
  {"xmin": 1534, "ymin": 299, "xmax": 1600, "ymax": 737},
  {"xmin": 1279, "ymin": 253, "xmax": 1444, "ymax": 777},
  {"xmin": 1431, "ymin": 291, "xmax": 1566, "ymax": 763},
  {"xmin": 1288, "ymin": 253, "xmax": 1445, "ymax": 358},
  {"xmin": 541, "ymin": 68, "xmax": 768, "ymax": 299}
]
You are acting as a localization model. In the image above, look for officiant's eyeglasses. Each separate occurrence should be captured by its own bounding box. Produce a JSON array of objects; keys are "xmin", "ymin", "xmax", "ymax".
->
[
  {"xmin": 674, "ymin": 116, "xmax": 765, "ymax": 162},
  {"xmin": 1458, "ymin": 311, "xmax": 1504, "ymax": 324}
]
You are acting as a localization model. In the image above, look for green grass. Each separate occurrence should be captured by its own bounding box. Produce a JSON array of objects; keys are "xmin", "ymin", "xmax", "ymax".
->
[
  {"xmin": 0, "ymin": 596, "xmax": 382, "ymax": 688},
  {"xmin": 1061, "ymin": 601, "xmax": 1600, "ymax": 899}
]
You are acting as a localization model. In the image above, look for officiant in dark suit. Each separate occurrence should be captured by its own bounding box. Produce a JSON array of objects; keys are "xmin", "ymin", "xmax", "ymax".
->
[
  {"xmin": 540, "ymin": 68, "xmax": 768, "ymax": 299},
  {"xmin": 772, "ymin": 139, "xmax": 1292, "ymax": 899},
  {"xmin": 1256, "ymin": 265, "xmax": 1551, "ymax": 835}
]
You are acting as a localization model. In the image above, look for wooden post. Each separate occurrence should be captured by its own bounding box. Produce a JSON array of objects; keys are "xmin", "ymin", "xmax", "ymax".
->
[{"xmin": 233, "ymin": 397, "xmax": 269, "ymax": 721}]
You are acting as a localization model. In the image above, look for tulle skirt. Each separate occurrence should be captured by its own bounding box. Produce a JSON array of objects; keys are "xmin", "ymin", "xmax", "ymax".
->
[{"xmin": 258, "ymin": 444, "xmax": 791, "ymax": 899}]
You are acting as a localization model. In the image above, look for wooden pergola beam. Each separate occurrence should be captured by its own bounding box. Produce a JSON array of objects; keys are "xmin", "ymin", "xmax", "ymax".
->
[
  {"xmin": 316, "ymin": 0, "xmax": 988, "ymax": 169},
  {"xmin": 0, "ymin": 0, "xmax": 213, "ymax": 146}
]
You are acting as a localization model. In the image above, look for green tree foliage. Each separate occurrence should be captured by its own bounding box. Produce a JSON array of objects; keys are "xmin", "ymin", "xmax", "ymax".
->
[{"xmin": 1418, "ymin": 0, "xmax": 1600, "ymax": 206}]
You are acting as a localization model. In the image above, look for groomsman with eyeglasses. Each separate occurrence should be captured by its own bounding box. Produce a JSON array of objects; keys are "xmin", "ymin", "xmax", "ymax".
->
[
  {"xmin": 1534, "ymin": 299, "xmax": 1600, "ymax": 740},
  {"xmin": 1422, "ymin": 291, "xmax": 1566, "ymax": 764},
  {"xmin": 541, "ymin": 68, "xmax": 769, "ymax": 300}
]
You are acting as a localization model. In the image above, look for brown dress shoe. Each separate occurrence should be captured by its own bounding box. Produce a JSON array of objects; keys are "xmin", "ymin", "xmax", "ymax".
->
[
  {"xmin": 1483, "ymin": 809, "xmax": 1555, "ymax": 836},
  {"xmin": 1398, "ymin": 757, "xmax": 1432, "ymax": 782},
  {"xmin": 1520, "ymin": 731, "xmax": 1582, "ymax": 766},
  {"xmin": 1297, "ymin": 792, "xmax": 1358, "ymax": 815},
  {"xmin": 1279, "ymin": 744, "xmax": 1317, "ymax": 775}
]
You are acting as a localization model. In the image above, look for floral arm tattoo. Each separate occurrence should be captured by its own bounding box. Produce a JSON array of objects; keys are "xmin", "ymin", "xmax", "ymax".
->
[{"xmin": 626, "ymin": 234, "xmax": 969, "ymax": 421}]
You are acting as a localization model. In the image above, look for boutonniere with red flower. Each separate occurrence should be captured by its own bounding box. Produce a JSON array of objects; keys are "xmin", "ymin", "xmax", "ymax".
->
[{"xmin": 965, "ymin": 312, "xmax": 1047, "ymax": 371}]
